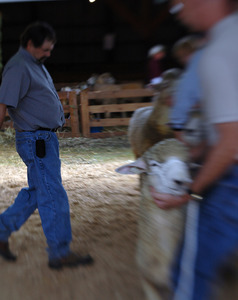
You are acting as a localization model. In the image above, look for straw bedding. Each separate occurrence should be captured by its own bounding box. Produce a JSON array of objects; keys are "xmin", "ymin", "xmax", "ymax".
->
[{"xmin": 0, "ymin": 135, "xmax": 145, "ymax": 300}]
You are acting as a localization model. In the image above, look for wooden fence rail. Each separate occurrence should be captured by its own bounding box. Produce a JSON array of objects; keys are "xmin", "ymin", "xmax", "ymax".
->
[{"xmin": 80, "ymin": 88, "xmax": 155, "ymax": 138}]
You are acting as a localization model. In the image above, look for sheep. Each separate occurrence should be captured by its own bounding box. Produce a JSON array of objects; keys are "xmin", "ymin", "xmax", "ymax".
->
[
  {"xmin": 128, "ymin": 69, "xmax": 181, "ymax": 158},
  {"xmin": 116, "ymin": 138, "xmax": 191, "ymax": 300},
  {"xmin": 87, "ymin": 72, "xmax": 121, "ymax": 119}
]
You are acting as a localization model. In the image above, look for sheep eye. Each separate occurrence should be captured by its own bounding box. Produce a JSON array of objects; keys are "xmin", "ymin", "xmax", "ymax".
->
[{"xmin": 149, "ymin": 161, "xmax": 159, "ymax": 167}]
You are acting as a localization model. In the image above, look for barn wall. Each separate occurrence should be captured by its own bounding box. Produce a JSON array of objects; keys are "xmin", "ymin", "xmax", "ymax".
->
[{"xmin": 0, "ymin": 0, "xmax": 188, "ymax": 83}]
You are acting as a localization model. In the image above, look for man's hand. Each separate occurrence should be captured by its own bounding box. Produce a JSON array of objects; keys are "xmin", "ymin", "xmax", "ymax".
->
[
  {"xmin": 150, "ymin": 186, "xmax": 190, "ymax": 209},
  {"xmin": 0, "ymin": 104, "xmax": 6, "ymax": 128}
]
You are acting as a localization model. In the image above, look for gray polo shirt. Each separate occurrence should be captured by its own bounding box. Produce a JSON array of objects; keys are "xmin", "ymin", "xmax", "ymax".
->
[{"xmin": 0, "ymin": 47, "xmax": 65, "ymax": 131}]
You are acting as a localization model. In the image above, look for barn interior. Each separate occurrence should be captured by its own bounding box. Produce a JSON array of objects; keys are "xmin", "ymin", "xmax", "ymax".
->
[
  {"xmin": 0, "ymin": 0, "xmax": 190, "ymax": 85},
  {"xmin": 0, "ymin": 2, "xmax": 203, "ymax": 300}
]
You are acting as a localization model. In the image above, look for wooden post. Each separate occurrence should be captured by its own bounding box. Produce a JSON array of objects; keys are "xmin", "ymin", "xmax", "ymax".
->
[
  {"xmin": 68, "ymin": 91, "xmax": 80, "ymax": 137},
  {"xmin": 80, "ymin": 89, "xmax": 90, "ymax": 137}
]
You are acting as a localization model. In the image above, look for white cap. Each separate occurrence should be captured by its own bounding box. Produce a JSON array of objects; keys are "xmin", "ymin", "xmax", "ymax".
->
[
  {"xmin": 148, "ymin": 45, "xmax": 165, "ymax": 57},
  {"xmin": 169, "ymin": 2, "xmax": 184, "ymax": 14}
]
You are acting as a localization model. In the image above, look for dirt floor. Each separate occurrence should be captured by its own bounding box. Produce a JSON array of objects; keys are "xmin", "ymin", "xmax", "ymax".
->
[{"xmin": 0, "ymin": 135, "xmax": 145, "ymax": 300}]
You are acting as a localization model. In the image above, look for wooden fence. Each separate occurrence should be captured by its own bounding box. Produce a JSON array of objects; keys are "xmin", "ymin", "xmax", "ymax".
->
[
  {"xmin": 57, "ymin": 91, "xmax": 80, "ymax": 138},
  {"xmin": 80, "ymin": 88, "xmax": 155, "ymax": 138},
  {"xmin": 2, "ymin": 88, "xmax": 155, "ymax": 138}
]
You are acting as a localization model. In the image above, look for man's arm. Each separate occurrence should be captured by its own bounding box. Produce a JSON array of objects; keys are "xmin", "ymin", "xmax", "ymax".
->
[
  {"xmin": 0, "ymin": 104, "xmax": 7, "ymax": 128},
  {"xmin": 151, "ymin": 121, "xmax": 238, "ymax": 209},
  {"xmin": 191, "ymin": 121, "xmax": 238, "ymax": 193}
]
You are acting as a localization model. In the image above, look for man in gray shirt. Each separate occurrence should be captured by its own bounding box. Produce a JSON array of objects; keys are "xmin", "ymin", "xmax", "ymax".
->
[{"xmin": 0, "ymin": 22, "xmax": 93, "ymax": 269}]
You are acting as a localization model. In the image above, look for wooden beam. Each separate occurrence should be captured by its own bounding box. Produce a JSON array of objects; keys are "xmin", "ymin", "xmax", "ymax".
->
[
  {"xmin": 89, "ymin": 102, "xmax": 152, "ymax": 114},
  {"xmin": 80, "ymin": 89, "xmax": 91, "ymax": 138},
  {"xmin": 90, "ymin": 118, "xmax": 130, "ymax": 127},
  {"xmin": 87, "ymin": 88, "xmax": 155, "ymax": 99}
]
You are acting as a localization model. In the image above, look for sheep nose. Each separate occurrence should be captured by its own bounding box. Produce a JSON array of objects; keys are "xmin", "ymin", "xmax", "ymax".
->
[{"xmin": 174, "ymin": 180, "xmax": 183, "ymax": 186}]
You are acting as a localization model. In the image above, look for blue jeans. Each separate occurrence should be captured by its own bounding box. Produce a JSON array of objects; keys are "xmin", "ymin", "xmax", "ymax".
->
[
  {"xmin": 0, "ymin": 130, "xmax": 72, "ymax": 260},
  {"xmin": 173, "ymin": 165, "xmax": 238, "ymax": 300}
]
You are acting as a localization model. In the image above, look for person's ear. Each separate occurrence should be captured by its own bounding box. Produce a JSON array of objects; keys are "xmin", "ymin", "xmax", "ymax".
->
[{"xmin": 26, "ymin": 40, "xmax": 34, "ymax": 50}]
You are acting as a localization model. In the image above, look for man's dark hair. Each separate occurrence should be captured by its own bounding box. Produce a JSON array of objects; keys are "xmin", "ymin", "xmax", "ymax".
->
[{"xmin": 20, "ymin": 21, "xmax": 56, "ymax": 48}]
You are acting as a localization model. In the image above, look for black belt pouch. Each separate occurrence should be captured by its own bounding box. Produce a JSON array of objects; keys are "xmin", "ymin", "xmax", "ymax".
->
[{"xmin": 36, "ymin": 139, "xmax": 46, "ymax": 158}]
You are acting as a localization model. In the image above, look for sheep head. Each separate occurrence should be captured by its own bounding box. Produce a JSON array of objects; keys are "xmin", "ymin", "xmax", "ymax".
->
[{"xmin": 116, "ymin": 139, "xmax": 191, "ymax": 196}]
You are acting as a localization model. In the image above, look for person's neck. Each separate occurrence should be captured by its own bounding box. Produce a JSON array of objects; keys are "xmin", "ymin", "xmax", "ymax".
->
[{"xmin": 205, "ymin": 4, "xmax": 237, "ymax": 30}]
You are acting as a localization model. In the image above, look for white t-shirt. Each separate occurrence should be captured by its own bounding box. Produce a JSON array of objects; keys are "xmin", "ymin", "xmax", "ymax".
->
[{"xmin": 199, "ymin": 12, "xmax": 238, "ymax": 145}]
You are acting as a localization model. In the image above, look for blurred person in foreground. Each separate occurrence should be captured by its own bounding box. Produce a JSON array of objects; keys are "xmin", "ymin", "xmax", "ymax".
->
[
  {"xmin": 151, "ymin": 0, "xmax": 238, "ymax": 299},
  {"xmin": 169, "ymin": 35, "xmax": 206, "ymax": 154},
  {"xmin": 169, "ymin": 36, "xmax": 204, "ymax": 137},
  {"xmin": 0, "ymin": 22, "xmax": 93, "ymax": 270}
]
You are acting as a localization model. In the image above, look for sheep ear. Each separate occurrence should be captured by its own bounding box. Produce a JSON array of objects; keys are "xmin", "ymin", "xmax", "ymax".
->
[{"xmin": 115, "ymin": 158, "xmax": 147, "ymax": 174}]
